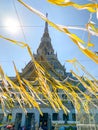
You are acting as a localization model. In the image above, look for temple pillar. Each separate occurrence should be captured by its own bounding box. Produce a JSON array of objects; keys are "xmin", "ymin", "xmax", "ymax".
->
[
  {"xmin": 3, "ymin": 114, "xmax": 7, "ymax": 123},
  {"xmin": 21, "ymin": 113, "xmax": 26, "ymax": 127},
  {"xmin": 59, "ymin": 110, "xmax": 63, "ymax": 120},
  {"xmin": 11, "ymin": 112, "xmax": 16, "ymax": 123}
]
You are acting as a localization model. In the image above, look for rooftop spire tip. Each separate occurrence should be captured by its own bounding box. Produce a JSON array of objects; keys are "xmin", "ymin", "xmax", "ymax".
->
[{"xmin": 46, "ymin": 13, "xmax": 48, "ymax": 18}]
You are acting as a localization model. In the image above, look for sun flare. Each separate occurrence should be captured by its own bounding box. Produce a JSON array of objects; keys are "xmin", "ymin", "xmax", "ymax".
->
[{"xmin": 4, "ymin": 18, "xmax": 20, "ymax": 34}]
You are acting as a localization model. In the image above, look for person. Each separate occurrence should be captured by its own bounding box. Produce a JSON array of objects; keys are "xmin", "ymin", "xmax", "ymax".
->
[
  {"xmin": 39, "ymin": 122, "xmax": 43, "ymax": 130},
  {"xmin": 18, "ymin": 123, "xmax": 21, "ymax": 130},
  {"xmin": 1, "ymin": 127, "xmax": 4, "ymax": 130},
  {"xmin": 21, "ymin": 126, "xmax": 26, "ymax": 130},
  {"xmin": 43, "ymin": 122, "xmax": 47, "ymax": 130},
  {"xmin": 39, "ymin": 126, "xmax": 43, "ymax": 130},
  {"xmin": 35, "ymin": 122, "xmax": 39, "ymax": 130},
  {"xmin": 10, "ymin": 124, "xmax": 15, "ymax": 130},
  {"xmin": 59, "ymin": 126, "xmax": 65, "ymax": 130}
]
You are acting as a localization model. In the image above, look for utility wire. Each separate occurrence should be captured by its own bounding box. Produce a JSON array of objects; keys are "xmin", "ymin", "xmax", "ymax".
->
[
  {"xmin": 0, "ymin": 59, "xmax": 96, "ymax": 62},
  {"xmin": 12, "ymin": 0, "xmax": 27, "ymax": 43},
  {"xmin": 0, "ymin": 24, "xmax": 98, "ymax": 27}
]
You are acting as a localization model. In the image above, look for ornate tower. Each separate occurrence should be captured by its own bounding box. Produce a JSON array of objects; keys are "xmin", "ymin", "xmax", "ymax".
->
[
  {"xmin": 37, "ymin": 13, "xmax": 55, "ymax": 57},
  {"xmin": 36, "ymin": 14, "xmax": 66, "ymax": 78}
]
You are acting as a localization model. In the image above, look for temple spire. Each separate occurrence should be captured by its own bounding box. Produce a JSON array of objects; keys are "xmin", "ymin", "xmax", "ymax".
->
[
  {"xmin": 37, "ymin": 13, "xmax": 55, "ymax": 56},
  {"xmin": 44, "ymin": 13, "xmax": 48, "ymax": 33}
]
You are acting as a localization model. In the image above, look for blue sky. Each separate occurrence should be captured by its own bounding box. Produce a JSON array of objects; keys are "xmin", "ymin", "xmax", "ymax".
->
[{"xmin": 0, "ymin": 0, "xmax": 98, "ymax": 78}]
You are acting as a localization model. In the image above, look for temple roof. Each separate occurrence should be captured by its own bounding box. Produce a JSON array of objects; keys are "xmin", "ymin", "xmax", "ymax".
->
[{"xmin": 20, "ymin": 15, "xmax": 66, "ymax": 80}]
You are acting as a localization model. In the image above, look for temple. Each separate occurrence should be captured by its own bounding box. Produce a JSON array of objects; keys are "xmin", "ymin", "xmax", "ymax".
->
[{"xmin": 0, "ymin": 15, "xmax": 77, "ymax": 130}]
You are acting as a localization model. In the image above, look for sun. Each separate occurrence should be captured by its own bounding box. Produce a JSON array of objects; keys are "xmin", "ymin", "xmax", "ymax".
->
[{"xmin": 4, "ymin": 17, "xmax": 20, "ymax": 34}]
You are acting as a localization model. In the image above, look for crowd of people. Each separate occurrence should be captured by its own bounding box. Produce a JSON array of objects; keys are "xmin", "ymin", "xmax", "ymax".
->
[
  {"xmin": 0, "ymin": 122, "xmax": 48, "ymax": 130},
  {"xmin": 1, "ymin": 124, "xmax": 15, "ymax": 130}
]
